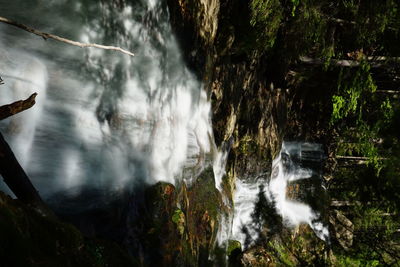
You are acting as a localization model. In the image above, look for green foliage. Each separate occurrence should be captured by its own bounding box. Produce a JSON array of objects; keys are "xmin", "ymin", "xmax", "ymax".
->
[
  {"xmin": 331, "ymin": 61, "xmax": 377, "ymax": 125},
  {"xmin": 331, "ymin": 162, "xmax": 400, "ymax": 265},
  {"xmin": 329, "ymin": 61, "xmax": 390, "ymax": 174},
  {"xmin": 290, "ymin": 0, "xmax": 300, "ymax": 16},
  {"xmin": 238, "ymin": 134, "xmax": 257, "ymax": 155},
  {"xmin": 331, "ymin": 95, "xmax": 346, "ymax": 123},
  {"xmin": 273, "ymin": 241, "xmax": 296, "ymax": 266},
  {"xmin": 172, "ymin": 209, "xmax": 185, "ymax": 235},
  {"xmin": 249, "ymin": 0, "xmax": 283, "ymax": 50},
  {"xmin": 356, "ymin": 207, "xmax": 396, "ymax": 234},
  {"xmin": 336, "ymin": 255, "xmax": 380, "ymax": 267},
  {"xmin": 380, "ymin": 97, "xmax": 394, "ymax": 123},
  {"xmin": 352, "ymin": 0, "xmax": 399, "ymax": 49},
  {"xmin": 89, "ymin": 245, "xmax": 105, "ymax": 266},
  {"xmin": 284, "ymin": 1, "xmax": 333, "ymax": 64},
  {"xmin": 337, "ymin": 122, "xmax": 383, "ymax": 174},
  {"xmin": 263, "ymin": 230, "xmax": 327, "ymax": 267},
  {"xmin": 346, "ymin": 205, "xmax": 400, "ymax": 265},
  {"xmin": 172, "ymin": 209, "xmax": 183, "ymax": 224}
]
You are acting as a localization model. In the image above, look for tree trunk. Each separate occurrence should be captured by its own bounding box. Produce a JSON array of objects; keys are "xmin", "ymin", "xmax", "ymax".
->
[{"xmin": 0, "ymin": 132, "xmax": 53, "ymax": 216}]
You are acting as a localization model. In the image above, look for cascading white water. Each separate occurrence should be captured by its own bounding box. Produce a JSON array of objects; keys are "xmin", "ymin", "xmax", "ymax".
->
[
  {"xmin": 0, "ymin": 0, "xmax": 214, "ymax": 197},
  {"xmin": 230, "ymin": 176, "xmax": 267, "ymax": 246},
  {"xmin": 267, "ymin": 142, "xmax": 329, "ymax": 241},
  {"xmin": 229, "ymin": 142, "xmax": 329, "ymax": 247}
]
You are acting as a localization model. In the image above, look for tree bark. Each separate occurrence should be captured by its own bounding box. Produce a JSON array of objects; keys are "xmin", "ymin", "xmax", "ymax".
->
[
  {"xmin": 0, "ymin": 93, "xmax": 37, "ymax": 120},
  {"xmin": 0, "ymin": 132, "xmax": 53, "ymax": 216},
  {"xmin": 0, "ymin": 91, "xmax": 53, "ymax": 216}
]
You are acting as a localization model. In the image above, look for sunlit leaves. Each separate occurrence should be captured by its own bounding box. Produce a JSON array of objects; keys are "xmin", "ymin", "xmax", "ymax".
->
[{"xmin": 331, "ymin": 61, "xmax": 377, "ymax": 125}]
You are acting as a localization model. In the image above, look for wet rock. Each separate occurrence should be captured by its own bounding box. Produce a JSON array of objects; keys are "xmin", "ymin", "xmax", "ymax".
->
[
  {"xmin": 124, "ymin": 168, "xmax": 224, "ymax": 266},
  {"xmin": 167, "ymin": 0, "xmax": 287, "ymax": 189}
]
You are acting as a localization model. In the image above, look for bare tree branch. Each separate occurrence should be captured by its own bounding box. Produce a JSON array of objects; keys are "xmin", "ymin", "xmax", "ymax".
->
[
  {"xmin": 336, "ymin": 155, "xmax": 387, "ymax": 160},
  {"xmin": 0, "ymin": 93, "xmax": 37, "ymax": 120},
  {"xmin": 0, "ymin": 16, "xmax": 135, "ymax": 57}
]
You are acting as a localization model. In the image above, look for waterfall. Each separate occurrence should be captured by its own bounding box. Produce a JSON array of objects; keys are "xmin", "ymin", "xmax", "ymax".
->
[
  {"xmin": 0, "ymin": 51, "xmax": 47, "ymax": 168},
  {"xmin": 0, "ymin": 0, "xmax": 214, "ymax": 198},
  {"xmin": 229, "ymin": 142, "xmax": 329, "ymax": 247},
  {"xmin": 267, "ymin": 142, "xmax": 329, "ymax": 241},
  {"xmin": 0, "ymin": 0, "xmax": 329, "ymax": 259}
]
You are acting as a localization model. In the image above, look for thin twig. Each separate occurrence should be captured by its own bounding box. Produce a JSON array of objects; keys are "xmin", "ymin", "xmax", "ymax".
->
[{"xmin": 0, "ymin": 16, "xmax": 135, "ymax": 57}]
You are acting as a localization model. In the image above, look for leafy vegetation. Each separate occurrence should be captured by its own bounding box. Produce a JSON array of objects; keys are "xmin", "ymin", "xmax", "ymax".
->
[{"xmin": 243, "ymin": 0, "xmax": 400, "ymax": 265}]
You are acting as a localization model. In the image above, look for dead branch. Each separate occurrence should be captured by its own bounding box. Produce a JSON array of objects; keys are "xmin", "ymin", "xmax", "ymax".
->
[
  {"xmin": 0, "ymin": 16, "xmax": 135, "ymax": 57},
  {"xmin": 0, "ymin": 93, "xmax": 37, "ymax": 120},
  {"xmin": 336, "ymin": 155, "xmax": 387, "ymax": 160}
]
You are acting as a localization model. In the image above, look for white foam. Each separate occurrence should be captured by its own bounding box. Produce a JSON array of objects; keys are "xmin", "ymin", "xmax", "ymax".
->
[
  {"xmin": 0, "ymin": 0, "xmax": 214, "ymax": 196},
  {"xmin": 267, "ymin": 142, "xmax": 328, "ymax": 241},
  {"xmin": 227, "ymin": 142, "xmax": 329, "ymax": 247}
]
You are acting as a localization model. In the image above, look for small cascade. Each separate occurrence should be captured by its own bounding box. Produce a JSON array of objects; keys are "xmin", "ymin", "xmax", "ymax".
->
[
  {"xmin": 228, "ymin": 141, "xmax": 329, "ymax": 248},
  {"xmin": 213, "ymin": 137, "xmax": 233, "ymax": 192},
  {"xmin": 267, "ymin": 142, "xmax": 329, "ymax": 241},
  {"xmin": 231, "ymin": 176, "xmax": 267, "ymax": 246}
]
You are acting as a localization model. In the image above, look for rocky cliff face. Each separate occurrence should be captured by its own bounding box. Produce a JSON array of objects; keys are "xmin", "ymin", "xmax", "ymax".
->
[
  {"xmin": 166, "ymin": 1, "xmax": 333, "ymax": 265},
  {"xmin": 168, "ymin": 0, "xmax": 288, "ymax": 185}
]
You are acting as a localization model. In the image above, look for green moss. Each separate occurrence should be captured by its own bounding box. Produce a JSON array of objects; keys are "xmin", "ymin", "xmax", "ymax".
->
[
  {"xmin": 238, "ymin": 134, "xmax": 257, "ymax": 155},
  {"xmin": 227, "ymin": 240, "xmax": 242, "ymax": 256},
  {"xmin": 249, "ymin": 0, "xmax": 283, "ymax": 51},
  {"xmin": 189, "ymin": 167, "xmax": 221, "ymax": 220},
  {"xmin": 172, "ymin": 209, "xmax": 185, "ymax": 235}
]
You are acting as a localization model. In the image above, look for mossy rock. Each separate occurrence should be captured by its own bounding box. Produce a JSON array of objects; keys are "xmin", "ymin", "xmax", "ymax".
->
[
  {"xmin": 227, "ymin": 240, "xmax": 242, "ymax": 256},
  {"xmin": 188, "ymin": 167, "xmax": 221, "ymax": 220}
]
